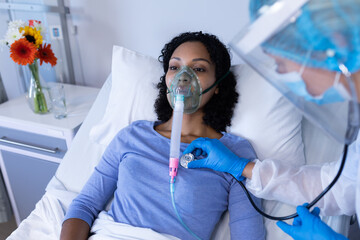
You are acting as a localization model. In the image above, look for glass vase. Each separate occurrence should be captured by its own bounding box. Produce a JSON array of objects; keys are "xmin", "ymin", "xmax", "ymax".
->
[{"xmin": 26, "ymin": 61, "xmax": 52, "ymax": 114}]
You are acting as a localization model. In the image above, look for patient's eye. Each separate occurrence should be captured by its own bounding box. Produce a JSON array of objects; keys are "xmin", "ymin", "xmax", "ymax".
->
[
  {"xmin": 169, "ymin": 65, "xmax": 179, "ymax": 71},
  {"xmin": 193, "ymin": 67, "xmax": 205, "ymax": 73}
]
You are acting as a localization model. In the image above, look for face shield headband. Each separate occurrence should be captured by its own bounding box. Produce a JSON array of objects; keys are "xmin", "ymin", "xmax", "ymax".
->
[{"xmin": 167, "ymin": 66, "xmax": 230, "ymax": 114}]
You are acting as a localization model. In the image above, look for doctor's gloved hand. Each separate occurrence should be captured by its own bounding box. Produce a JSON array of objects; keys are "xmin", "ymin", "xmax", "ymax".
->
[
  {"xmin": 277, "ymin": 204, "xmax": 348, "ymax": 240},
  {"xmin": 183, "ymin": 137, "xmax": 251, "ymax": 181}
]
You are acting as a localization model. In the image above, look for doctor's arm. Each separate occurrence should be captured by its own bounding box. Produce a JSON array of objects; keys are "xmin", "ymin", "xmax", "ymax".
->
[
  {"xmin": 248, "ymin": 156, "xmax": 357, "ymax": 216},
  {"xmin": 185, "ymin": 137, "xmax": 357, "ymax": 216},
  {"xmin": 242, "ymin": 162, "xmax": 255, "ymax": 179}
]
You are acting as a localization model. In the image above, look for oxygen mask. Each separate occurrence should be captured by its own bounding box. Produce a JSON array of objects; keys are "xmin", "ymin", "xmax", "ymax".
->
[{"xmin": 168, "ymin": 66, "xmax": 202, "ymax": 114}]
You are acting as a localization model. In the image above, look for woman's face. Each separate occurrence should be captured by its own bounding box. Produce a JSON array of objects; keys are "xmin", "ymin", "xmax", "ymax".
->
[{"xmin": 166, "ymin": 41, "xmax": 217, "ymax": 111}]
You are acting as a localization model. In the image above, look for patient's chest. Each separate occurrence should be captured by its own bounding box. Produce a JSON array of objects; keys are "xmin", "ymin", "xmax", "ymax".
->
[
  {"xmin": 105, "ymin": 120, "xmax": 257, "ymax": 240},
  {"xmin": 117, "ymin": 148, "xmax": 230, "ymax": 212},
  {"xmin": 108, "ymin": 123, "xmax": 232, "ymax": 239}
]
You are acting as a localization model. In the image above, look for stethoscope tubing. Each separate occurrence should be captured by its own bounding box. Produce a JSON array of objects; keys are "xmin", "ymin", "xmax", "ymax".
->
[{"xmin": 234, "ymin": 144, "xmax": 349, "ymax": 221}]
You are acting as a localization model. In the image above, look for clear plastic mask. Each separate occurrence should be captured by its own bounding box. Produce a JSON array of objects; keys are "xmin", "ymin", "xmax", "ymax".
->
[
  {"xmin": 168, "ymin": 66, "xmax": 202, "ymax": 114},
  {"xmin": 230, "ymin": 0, "xmax": 360, "ymax": 144}
]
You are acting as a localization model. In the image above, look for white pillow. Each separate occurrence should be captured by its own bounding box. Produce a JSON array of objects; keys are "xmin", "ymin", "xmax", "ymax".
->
[
  {"xmin": 89, "ymin": 46, "xmax": 160, "ymax": 145},
  {"xmin": 229, "ymin": 64, "xmax": 305, "ymax": 164},
  {"xmin": 90, "ymin": 45, "xmax": 305, "ymax": 166}
]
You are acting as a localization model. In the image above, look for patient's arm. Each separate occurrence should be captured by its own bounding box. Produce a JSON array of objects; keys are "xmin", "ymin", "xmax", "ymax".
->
[
  {"xmin": 61, "ymin": 134, "xmax": 122, "ymax": 237},
  {"xmin": 60, "ymin": 218, "xmax": 90, "ymax": 240},
  {"xmin": 228, "ymin": 179, "xmax": 266, "ymax": 239}
]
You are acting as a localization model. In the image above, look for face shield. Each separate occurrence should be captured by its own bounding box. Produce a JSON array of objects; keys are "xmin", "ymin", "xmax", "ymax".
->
[{"xmin": 230, "ymin": 0, "xmax": 360, "ymax": 144}]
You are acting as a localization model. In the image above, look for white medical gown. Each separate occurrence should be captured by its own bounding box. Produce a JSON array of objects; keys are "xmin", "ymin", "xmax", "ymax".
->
[{"xmin": 246, "ymin": 130, "xmax": 360, "ymax": 221}]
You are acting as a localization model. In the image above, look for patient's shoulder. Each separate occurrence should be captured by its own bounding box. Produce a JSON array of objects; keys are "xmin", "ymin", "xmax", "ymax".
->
[
  {"xmin": 129, "ymin": 120, "xmax": 154, "ymax": 127},
  {"xmin": 222, "ymin": 133, "xmax": 257, "ymax": 159},
  {"xmin": 112, "ymin": 120, "xmax": 154, "ymax": 138},
  {"xmin": 222, "ymin": 132, "xmax": 248, "ymax": 144},
  {"xmin": 122, "ymin": 120, "xmax": 154, "ymax": 130}
]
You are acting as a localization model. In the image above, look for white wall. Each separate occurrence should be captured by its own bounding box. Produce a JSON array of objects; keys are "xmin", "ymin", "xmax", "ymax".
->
[
  {"xmin": 0, "ymin": 0, "xmax": 250, "ymax": 99},
  {"xmin": 66, "ymin": 0, "xmax": 250, "ymax": 88}
]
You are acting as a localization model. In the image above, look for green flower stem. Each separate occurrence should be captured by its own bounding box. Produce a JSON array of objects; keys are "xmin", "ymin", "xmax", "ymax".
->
[{"xmin": 28, "ymin": 61, "xmax": 48, "ymax": 113}]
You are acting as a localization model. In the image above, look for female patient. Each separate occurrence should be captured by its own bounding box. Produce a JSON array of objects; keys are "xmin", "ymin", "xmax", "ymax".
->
[{"xmin": 60, "ymin": 32, "xmax": 265, "ymax": 240}]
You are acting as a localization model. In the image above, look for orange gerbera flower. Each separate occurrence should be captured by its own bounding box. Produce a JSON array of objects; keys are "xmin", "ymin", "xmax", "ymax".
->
[
  {"xmin": 10, "ymin": 38, "xmax": 37, "ymax": 65},
  {"xmin": 36, "ymin": 43, "xmax": 57, "ymax": 67}
]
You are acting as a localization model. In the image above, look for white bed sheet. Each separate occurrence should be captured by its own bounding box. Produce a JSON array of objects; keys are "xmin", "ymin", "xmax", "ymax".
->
[
  {"xmin": 7, "ymin": 176, "xmax": 181, "ymax": 240},
  {"xmin": 8, "ymin": 72, "xmax": 350, "ymax": 239}
]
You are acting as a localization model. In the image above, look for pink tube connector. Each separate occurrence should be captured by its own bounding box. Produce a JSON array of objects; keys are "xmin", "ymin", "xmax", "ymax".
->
[{"xmin": 169, "ymin": 157, "xmax": 179, "ymax": 183}]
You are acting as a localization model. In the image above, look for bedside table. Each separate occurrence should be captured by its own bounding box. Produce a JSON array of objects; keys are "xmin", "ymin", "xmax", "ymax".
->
[{"xmin": 0, "ymin": 84, "xmax": 99, "ymax": 225}]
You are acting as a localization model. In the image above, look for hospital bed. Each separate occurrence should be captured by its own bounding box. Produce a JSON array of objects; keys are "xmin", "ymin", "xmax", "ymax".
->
[{"xmin": 7, "ymin": 46, "xmax": 351, "ymax": 240}]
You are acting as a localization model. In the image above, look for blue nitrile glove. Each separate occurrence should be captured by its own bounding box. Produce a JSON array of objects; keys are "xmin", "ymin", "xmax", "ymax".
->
[
  {"xmin": 292, "ymin": 204, "xmax": 320, "ymax": 227},
  {"xmin": 277, "ymin": 204, "xmax": 348, "ymax": 240},
  {"xmin": 183, "ymin": 137, "xmax": 250, "ymax": 181}
]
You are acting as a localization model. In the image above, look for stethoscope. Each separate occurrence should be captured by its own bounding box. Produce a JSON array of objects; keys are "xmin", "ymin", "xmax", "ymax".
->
[{"xmin": 233, "ymin": 144, "xmax": 349, "ymax": 220}]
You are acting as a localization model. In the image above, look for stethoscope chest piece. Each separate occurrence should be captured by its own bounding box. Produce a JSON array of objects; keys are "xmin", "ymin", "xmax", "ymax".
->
[{"xmin": 180, "ymin": 153, "xmax": 195, "ymax": 168}]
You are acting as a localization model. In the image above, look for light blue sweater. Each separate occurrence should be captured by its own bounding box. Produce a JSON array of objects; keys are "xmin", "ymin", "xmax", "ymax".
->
[{"xmin": 64, "ymin": 120, "xmax": 265, "ymax": 240}]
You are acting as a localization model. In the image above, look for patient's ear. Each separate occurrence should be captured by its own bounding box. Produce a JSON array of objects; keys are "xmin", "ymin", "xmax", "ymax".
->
[{"xmin": 215, "ymin": 87, "xmax": 219, "ymax": 94}]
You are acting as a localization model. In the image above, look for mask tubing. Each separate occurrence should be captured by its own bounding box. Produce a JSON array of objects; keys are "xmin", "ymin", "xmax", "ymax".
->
[
  {"xmin": 170, "ymin": 180, "xmax": 202, "ymax": 240},
  {"xmin": 168, "ymin": 98, "xmax": 202, "ymax": 239},
  {"xmin": 234, "ymin": 144, "xmax": 349, "ymax": 221},
  {"xmin": 169, "ymin": 99, "xmax": 184, "ymax": 182}
]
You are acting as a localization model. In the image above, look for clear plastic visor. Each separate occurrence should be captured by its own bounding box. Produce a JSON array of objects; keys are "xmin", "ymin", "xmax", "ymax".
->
[{"xmin": 230, "ymin": 0, "xmax": 360, "ymax": 144}]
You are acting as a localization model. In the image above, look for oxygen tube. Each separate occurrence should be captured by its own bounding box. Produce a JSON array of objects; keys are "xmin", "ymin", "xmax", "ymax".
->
[{"xmin": 169, "ymin": 95, "xmax": 202, "ymax": 240}]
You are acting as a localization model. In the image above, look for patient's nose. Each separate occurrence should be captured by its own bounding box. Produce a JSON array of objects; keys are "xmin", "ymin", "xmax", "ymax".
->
[{"xmin": 178, "ymin": 74, "xmax": 191, "ymax": 86}]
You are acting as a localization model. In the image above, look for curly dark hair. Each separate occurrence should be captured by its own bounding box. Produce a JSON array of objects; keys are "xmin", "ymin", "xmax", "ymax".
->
[{"xmin": 154, "ymin": 31, "xmax": 238, "ymax": 132}]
